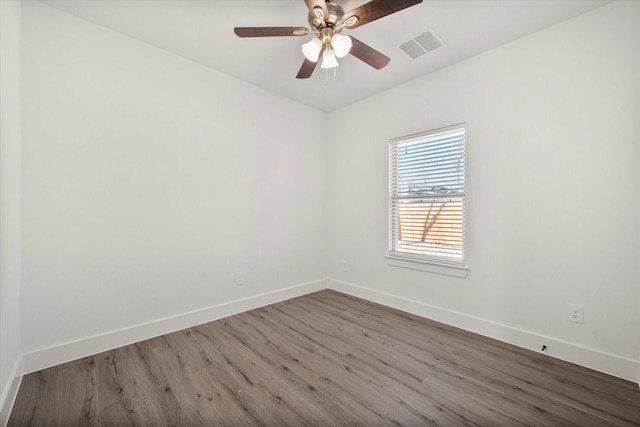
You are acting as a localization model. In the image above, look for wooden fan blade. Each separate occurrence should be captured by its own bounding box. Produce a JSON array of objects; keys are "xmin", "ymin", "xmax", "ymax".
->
[
  {"xmin": 296, "ymin": 58, "xmax": 319, "ymax": 79},
  {"xmin": 342, "ymin": 0, "xmax": 423, "ymax": 29},
  {"xmin": 305, "ymin": 0, "xmax": 329, "ymax": 20},
  {"xmin": 349, "ymin": 37, "xmax": 390, "ymax": 70},
  {"xmin": 234, "ymin": 27, "xmax": 309, "ymax": 37}
]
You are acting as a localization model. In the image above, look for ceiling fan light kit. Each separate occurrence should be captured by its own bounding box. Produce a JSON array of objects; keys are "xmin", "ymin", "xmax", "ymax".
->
[
  {"xmin": 331, "ymin": 34, "xmax": 352, "ymax": 58},
  {"xmin": 302, "ymin": 37, "xmax": 323, "ymax": 62},
  {"xmin": 302, "ymin": 33, "xmax": 351, "ymax": 68},
  {"xmin": 234, "ymin": 0, "xmax": 423, "ymax": 79},
  {"xmin": 320, "ymin": 48, "xmax": 339, "ymax": 69}
]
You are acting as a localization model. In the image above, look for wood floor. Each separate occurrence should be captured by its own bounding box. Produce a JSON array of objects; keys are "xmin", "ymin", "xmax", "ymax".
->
[{"xmin": 8, "ymin": 290, "xmax": 640, "ymax": 426}]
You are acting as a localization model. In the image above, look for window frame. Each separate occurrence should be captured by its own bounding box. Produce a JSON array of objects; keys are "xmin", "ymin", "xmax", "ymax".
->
[{"xmin": 387, "ymin": 124, "xmax": 468, "ymax": 276}]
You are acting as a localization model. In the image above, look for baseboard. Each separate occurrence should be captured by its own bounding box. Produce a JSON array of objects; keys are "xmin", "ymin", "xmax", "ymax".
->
[
  {"xmin": 20, "ymin": 279, "xmax": 327, "ymax": 375},
  {"xmin": 0, "ymin": 355, "xmax": 22, "ymax": 427},
  {"xmin": 16, "ymin": 277, "xmax": 640, "ymax": 386},
  {"xmin": 327, "ymin": 278, "xmax": 640, "ymax": 385}
]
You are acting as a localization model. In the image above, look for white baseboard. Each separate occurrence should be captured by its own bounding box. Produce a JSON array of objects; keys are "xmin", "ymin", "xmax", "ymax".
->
[
  {"xmin": 20, "ymin": 279, "xmax": 327, "ymax": 375},
  {"xmin": 0, "ymin": 355, "xmax": 22, "ymax": 427},
  {"xmin": 15, "ymin": 277, "xmax": 640, "ymax": 389},
  {"xmin": 327, "ymin": 278, "xmax": 640, "ymax": 385}
]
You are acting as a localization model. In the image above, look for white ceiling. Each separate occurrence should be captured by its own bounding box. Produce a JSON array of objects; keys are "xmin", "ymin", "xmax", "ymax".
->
[{"xmin": 40, "ymin": 0, "xmax": 611, "ymax": 112}]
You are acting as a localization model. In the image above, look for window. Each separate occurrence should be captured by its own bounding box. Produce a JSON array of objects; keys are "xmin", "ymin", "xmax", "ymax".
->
[{"xmin": 389, "ymin": 125, "xmax": 466, "ymax": 267}]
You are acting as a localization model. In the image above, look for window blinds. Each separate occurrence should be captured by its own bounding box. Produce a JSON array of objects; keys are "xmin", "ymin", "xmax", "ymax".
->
[{"xmin": 389, "ymin": 126, "xmax": 465, "ymax": 264}]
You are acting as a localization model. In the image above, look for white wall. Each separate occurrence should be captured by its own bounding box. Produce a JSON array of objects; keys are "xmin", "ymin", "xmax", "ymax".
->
[
  {"xmin": 20, "ymin": 1, "xmax": 327, "ymax": 365},
  {"xmin": 0, "ymin": 0, "xmax": 22, "ymax": 422},
  {"xmin": 327, "ymin": 0, "xmax": 640, "ymax": 382},
  {"xmin": 15, "ymin": 0, "xmax": 640, "ymax": 387}
]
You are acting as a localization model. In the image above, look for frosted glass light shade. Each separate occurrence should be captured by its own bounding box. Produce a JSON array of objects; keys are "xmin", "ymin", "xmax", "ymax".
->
[
  {"xmin": 321, "ymin": 49, "xmax": 339, "ymax": 69},
  {"xmin": 301, "ymin": 38, "xmax": 323, "ymax": 62},
  {"xmin": 331, "ymin": 35, "xmax": 352, "ymax": 58}
]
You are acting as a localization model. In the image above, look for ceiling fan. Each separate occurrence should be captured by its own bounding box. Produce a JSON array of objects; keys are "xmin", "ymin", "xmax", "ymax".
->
[{"xmin": 234, "ymin": 0, "xmax": 423, "ymax": 79}]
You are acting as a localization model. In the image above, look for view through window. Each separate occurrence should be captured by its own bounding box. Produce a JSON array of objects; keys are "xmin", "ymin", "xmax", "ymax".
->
[{"xmin": 389, "ymin": 125, "xmax": 466, "ymax": 265}]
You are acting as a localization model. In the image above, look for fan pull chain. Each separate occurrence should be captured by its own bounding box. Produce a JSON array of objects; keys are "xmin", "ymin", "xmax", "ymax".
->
[{"xmin": 324, "ymin": 67, "xmax": 337, "ymax": 84}]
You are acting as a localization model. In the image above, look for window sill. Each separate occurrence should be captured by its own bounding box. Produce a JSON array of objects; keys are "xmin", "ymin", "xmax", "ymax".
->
[{"xmin": 385, "ymin": 255, "xmax": 469, "ymax": 278}]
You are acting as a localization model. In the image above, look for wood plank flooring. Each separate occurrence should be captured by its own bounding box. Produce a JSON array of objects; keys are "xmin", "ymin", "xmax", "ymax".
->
[{"xmin": 8, "ymin": 290, "xmax": 640, "ymax": 426}]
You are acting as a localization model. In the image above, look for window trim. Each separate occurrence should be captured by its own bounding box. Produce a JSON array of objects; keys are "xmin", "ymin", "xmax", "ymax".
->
[
  {"xmin": 385, "ymin": 254, "xmax": 469, "ymax": 278},
  {"xmin": 388, "ymin": 124, "xmax": 468, "ymax": 274}
]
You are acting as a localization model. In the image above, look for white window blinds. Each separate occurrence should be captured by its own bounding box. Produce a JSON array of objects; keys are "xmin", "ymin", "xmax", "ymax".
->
[{"xmin": 389, "ymin": 125, "xmax": 465, "ymax": 265}]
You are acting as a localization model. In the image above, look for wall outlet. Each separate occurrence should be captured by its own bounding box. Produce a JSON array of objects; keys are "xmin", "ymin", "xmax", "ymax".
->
[
  {"xmin": 235, "ymin": 272, "xmax": 244, "ymax": 286},
  {"xmin": 567, "ymin": 303, "xmax": 584, "ymax": 324},
  {"xmin": 341, "ymin": 261, "xmax": 348, "ymax": 272}
]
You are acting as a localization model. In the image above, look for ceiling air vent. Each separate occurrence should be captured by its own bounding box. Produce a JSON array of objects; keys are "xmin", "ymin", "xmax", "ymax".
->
[{"xmin": 399, "ymin": 29, "xmax": 444, "ymax": 59}]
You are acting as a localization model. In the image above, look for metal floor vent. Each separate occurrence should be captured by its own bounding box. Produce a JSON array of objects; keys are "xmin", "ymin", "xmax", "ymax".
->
[{"xmin": 399, "ymin": 29, "xmax": 444, "ymax": 59}]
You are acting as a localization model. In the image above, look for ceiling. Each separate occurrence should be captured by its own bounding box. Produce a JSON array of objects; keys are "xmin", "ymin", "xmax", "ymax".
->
[{"xmin": 40, "ymin": 0, "xmax": 611, "ymax": 112}]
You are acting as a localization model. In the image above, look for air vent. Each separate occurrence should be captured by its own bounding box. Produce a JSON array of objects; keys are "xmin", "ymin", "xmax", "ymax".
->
[
  {"xmin": 399, "ymin": 39, "xmax": 426, "ymax": 59},
  {"xmin": 415, "ymin": 31, "xmax": 443, "ymax": 52},
  {"xmin": 398, "ymin": 28, "xmax": 444, "ymax": 59}
]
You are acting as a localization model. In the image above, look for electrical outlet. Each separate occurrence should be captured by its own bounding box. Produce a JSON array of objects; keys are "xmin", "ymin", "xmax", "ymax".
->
[
  {"xmin": 235, "ymin": 272, "xmax": 244, "ymax": 286},
  {"xmin": 567, "ymin": 303, "xmax": 584, "ymax": 324},
  {"xmin": 342, "ymin": 261, "xmax": 348, "ymax": 272}
]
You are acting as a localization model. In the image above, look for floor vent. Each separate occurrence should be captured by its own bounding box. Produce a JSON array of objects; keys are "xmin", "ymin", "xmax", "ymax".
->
[{"xmin": 399, "ymin": 29, "xmax": 444, "ymax": 59}]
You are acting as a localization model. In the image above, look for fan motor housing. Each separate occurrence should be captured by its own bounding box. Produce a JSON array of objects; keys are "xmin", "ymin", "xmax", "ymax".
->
[{"xmin": 308, "ymin": 2, "xmax": 345, "ymax": 29}]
